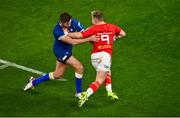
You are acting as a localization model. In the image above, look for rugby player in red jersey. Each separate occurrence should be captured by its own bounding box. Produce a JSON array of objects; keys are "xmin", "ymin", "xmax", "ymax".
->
[{"xmin": 68, "ymin": 10, "xmax": 126, "ymax": 107}]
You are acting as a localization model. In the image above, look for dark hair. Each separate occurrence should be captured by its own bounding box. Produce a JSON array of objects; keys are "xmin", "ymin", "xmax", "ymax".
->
[
  {"xmin": 91, "ymin": 10, "xmax": 103, "ymax": 21},
  {"xmin": 60, "ymin": 12, "xmax": 72, "ymax": 23}
]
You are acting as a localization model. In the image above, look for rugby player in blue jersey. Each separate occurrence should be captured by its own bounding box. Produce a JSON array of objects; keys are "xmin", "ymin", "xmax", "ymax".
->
[{"xmin": 24, "ymin": 12, "xmax": 97, "ymax": 98}]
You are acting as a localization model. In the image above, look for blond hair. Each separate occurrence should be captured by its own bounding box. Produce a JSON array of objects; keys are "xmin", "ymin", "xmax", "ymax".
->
[{"xmin": 91, "ymin": 10, "xmax": 104, "ymax": 21}]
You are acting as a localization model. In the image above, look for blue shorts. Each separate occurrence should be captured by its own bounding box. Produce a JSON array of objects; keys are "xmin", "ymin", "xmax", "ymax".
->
[{"xmin": 53, "ymin": 48, "xmax": 72, "ymax": 63}]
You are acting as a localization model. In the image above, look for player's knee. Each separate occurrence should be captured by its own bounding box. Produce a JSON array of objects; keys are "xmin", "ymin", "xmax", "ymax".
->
[{"xmin": 53, "ymin": 72, "xmax": 64, "ymax": 79}]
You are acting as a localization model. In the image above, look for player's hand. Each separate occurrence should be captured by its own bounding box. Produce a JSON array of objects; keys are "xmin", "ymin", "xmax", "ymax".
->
[{"xmin": 87, "ymin": 35, "xmax": 98, "ymax": 42}]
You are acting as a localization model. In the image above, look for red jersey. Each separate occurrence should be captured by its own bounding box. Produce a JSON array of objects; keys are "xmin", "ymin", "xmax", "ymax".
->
[{"xmin": 81, "ymin": 23, "xmax": 122, "ymax": 56}]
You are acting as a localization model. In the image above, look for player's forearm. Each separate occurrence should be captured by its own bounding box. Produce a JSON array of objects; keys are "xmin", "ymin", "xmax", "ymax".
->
[
  {"xmin": 71, "ymin": 38, "xmax": 89, "ymax": 45},
  {"xmin": 116, "ymin": 35, "xmax": 124, "ymax": 39},
  {"xmin": 61, "ymin": 36, "xmax": 89, "ymax": 45},
  {"xmin": 61, "ymin": 35, "xmax": 97, "ymax": 45},
  {"xmin": 68, "ymin": 32, "xmax": 83, "ymax": 39}
]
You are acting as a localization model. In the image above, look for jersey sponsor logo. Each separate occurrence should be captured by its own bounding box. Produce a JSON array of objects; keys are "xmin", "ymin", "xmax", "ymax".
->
[{"xmin": 98, "ymin": 45, "xmax": 111, "ymax": 49}]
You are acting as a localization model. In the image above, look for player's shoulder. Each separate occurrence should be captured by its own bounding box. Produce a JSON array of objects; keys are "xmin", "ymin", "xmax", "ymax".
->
[
  {"xmin": 71, "ymin": 18, "xmax": 77, "ymax": 22},
  {"xmin": 107, "ymin": 23, "xmax": 121, "ymax": 30},
  {"xmin": 53, "ymin": 22, "xmax": 63, "ymax": 34},
  {"xmin": 53, "ymin": 22, "xmax": 59, "ymax": 30},
  {"xmin": 53, "ymin": 23, "xmax": 61, "ymax": 31},
  {"xmin": 71, "ymin": 18, "xmax": 79, "ymax": 24},
  {"xmin": 88, "ymin": 25, "xmax": 98, "ymax": 29},
  {"xmin": 106, "ymin": 23, "xmax": 118, "ymax": 28}
]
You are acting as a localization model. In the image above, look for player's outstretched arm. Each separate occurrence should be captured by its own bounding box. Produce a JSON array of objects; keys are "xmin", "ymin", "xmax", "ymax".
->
[
  {"xmin": 60, "ymin": 35, "xmax": 97, "ymax": 45},
  {"xmin": 68, "ymin": 32, "xmax": 83, "ymax": 39}
]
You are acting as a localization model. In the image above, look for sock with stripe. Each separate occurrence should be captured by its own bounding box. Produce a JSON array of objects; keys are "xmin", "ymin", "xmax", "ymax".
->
[
  {"xmin": 32, "ymin": 72, "xmax": 54, "ymax": 86},
  {"xmin": 87, "ymin": 81, "xmax": 101, "ymax": 98},
  {"xmin": 104, "ymin": 72, "xmax": 112, "ymax": 92}
]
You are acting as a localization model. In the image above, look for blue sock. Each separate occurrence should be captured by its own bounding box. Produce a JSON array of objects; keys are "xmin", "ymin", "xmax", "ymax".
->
[
  {"xmin": 75, "ymin": 78, "xmax": 82, "ymax": 93},
  {"xmin": 32, "ymin": 73, "xmax": 50, "ymax": 86}
]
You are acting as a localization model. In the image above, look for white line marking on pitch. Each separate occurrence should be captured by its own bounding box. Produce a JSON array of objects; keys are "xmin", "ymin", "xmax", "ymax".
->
[
  {"xmin": 0, "ymin": 64, "xmax": 10, "ymax": 69},
  {"xmin": 0, "ymin": 58, "xmax": 67, "ymax": 81},
  {"xmin": 0, "ymin": 58, "xmax": 45, "ymax": 75}
]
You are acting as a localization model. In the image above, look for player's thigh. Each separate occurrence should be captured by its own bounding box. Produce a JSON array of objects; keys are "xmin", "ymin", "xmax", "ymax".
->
[
  {"xmin": 91, "ymin": 53, "xmax": 100, "ymax": 70},
  {"xmin": 53, "ymin": 48, "xmax": 72, "ymax": 64},
  {"xmin": 99, "ymin": 52, "xmax": 111, "ymax": 71},
  {"xmin": 91, "ymin": 52, "xmax": 111, "ymax": 72},
  {"xmin": 54, "ymin": 61, "xmax": 67, "ymax": 77},
  {"xmin": 66, "ymin": 56, "xmax": 84, "ymax": 72}
]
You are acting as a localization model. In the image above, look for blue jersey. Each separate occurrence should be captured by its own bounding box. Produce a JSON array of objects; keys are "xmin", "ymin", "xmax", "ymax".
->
[{"xmin": 53, "ymin": 19, "xmax": 84, "ymax": 63}]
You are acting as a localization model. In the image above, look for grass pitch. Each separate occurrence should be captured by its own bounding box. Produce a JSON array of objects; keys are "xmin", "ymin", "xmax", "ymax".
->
[{"xmin": 0, "ymin": 0, "xmax": 179, "ymax": 116}]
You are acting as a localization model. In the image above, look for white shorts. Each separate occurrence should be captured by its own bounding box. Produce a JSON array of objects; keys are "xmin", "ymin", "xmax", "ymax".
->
[{"xmin": 91, "ymin": 51, "xmax": 111, "ymax": 72}]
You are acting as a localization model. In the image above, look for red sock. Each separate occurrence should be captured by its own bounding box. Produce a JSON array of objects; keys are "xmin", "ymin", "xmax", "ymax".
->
[
  {"xmin": 89, "ymin": 81, "xmax": 101, "ymax": 92},
  {"xmin": 104, "ymin": 73, "xmax": 112, "ymax": 86}
]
